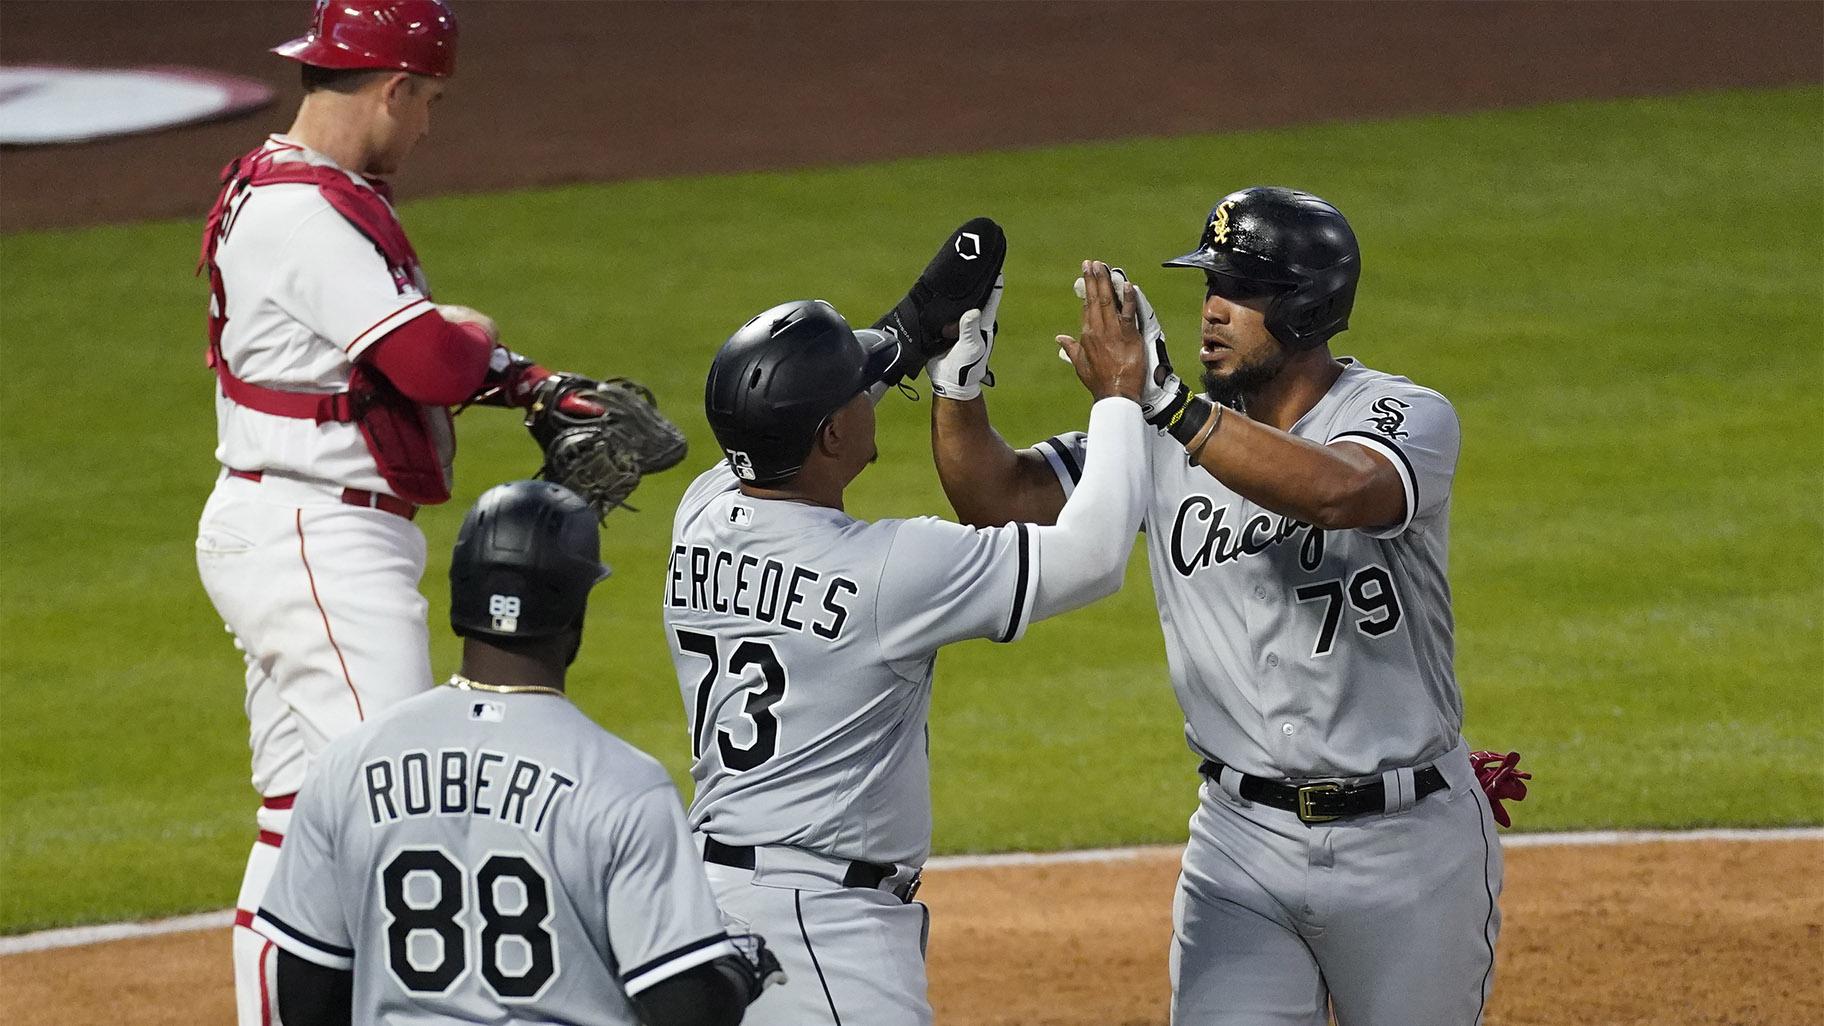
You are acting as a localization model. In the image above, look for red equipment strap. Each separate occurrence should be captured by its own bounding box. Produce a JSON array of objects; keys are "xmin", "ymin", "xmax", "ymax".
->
[{"xmin": 197, "ymin": 144, "xmax": 420, "ymax": 423}]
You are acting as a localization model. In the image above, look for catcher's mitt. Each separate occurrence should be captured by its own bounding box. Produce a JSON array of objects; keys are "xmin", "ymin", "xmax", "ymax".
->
[
  {"xmin": 872, "ymin": 216, "xmax": 1007, "ymax": 384},
  {"xmin": 525, "ymin": 375, "xmax": 688, "ymax": 518},
  {"xmin": 1469, "ymin": 749, "xmax": 1532, "ymax": 828}
]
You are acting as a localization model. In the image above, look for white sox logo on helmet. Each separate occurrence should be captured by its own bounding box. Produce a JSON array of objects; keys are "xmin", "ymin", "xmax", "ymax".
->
[{"xmin": 1210, "ymin": 200, "xmax": 1237, "ymax": 246}]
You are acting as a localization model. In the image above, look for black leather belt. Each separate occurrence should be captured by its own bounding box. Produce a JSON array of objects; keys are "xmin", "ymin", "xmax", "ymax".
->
[
  {"xmin": 703, "ymin": 837, "xmax": 919, "ymax": 902},
  {"xmin": 1198, "ymin": 759, "xmax": 1447, "ymax": 823}
]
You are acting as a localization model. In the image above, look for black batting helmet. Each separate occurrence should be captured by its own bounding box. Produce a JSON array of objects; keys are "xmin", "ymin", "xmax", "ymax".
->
[
  {"xmin": 1163, "ymin": 186, "xmax": 1360, "ymax": 350},
  {"xmin": 704, "ymin": 299, "xmax": 898, "ymax": 487},
  {"xmin": 449, "ymin": 480, "xmax": 610, "ymax": 641}
]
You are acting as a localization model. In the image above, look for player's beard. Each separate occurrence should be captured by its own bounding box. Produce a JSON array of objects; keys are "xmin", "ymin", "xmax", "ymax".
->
[{"xmin": 1202, "ymin": 341, "xmax": 1290, "ymax": 407}]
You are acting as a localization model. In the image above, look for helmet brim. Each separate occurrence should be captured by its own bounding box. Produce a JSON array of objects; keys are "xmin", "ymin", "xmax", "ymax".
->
[
  {"xmin": 1162, "ymin": 246, "xmax": 1218, "ymax": 272},
  {"xmin": 1163, "ymin": 245, "xmax": 1302, "ymax": 286},
  {"xmin": 270, "ymin": 37, "xmax": 317, "ymax": 62}
]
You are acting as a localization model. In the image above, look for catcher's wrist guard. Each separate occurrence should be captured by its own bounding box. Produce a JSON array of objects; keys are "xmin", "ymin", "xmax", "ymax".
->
[
  {"xmin": 872, "ymin": 217, "xmax": 1007, "ymax": 386},
  {"xmin": 471, "ymin": 347, "xmax": 554, "ymax": 408}
]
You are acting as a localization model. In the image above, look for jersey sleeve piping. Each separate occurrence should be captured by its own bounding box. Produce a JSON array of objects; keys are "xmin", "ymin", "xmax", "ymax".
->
[
  {"xmin": 1032, "ymin": 436, "xmax": 1082, "ymax": 498},
  {"xmin": 1328, "ymin": 430, "xmax": 1418, "ymax": 539},
  {"xmin": 344, "ymin": 299, "xmax": 436, "ymax": 358},
  {"xmin": 620, "ymin": 932, "xmax": 738, "ymax": 996},
  {"xmin": 997, "ymin": 521, "xmax": 1038, "ymax": 643},
  {"xmin": 251, "ymin": 908, "xmax": 354, "ymax": 971}
]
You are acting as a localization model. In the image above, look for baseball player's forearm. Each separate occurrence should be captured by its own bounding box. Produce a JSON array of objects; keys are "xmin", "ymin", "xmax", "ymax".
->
[
  {"xmin": 274, "ymin": 949, "xmax": 351, "ymax": 1026},
  {"xmin": 1029, "ymin": 396, "xmax": 1146, "ymax": 620},
  {"xmin": 363, "ymin": 310, "xmax": 495, "ymax": 405},
  {"xmin": 1186, "ymin": 406, "xmax": 1405, "ymax": 530},
  {"xmin": 931, "ymin": 395, "xmax": 1067, "ymax": 528},
  {"xmin": 631, "ymin": 960, "xmax": 744, "ymax": 1026}
]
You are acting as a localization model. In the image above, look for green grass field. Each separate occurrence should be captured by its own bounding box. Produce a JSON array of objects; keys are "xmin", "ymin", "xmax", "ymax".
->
[{"xmin": 2, "ymin": 87, "xmax": 1819, "ymax": 934}]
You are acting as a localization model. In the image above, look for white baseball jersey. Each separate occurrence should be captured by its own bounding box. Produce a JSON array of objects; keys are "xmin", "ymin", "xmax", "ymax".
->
[
  {"xmin": 1035, "ymin": 358, "xmax": 1462, "ymax": 778},
  {"xmin": 210, "ymin": 134, "xmax": 439, "ymax": 491},
  {"xmin": 252, "ymin": 685, "xmax": 737, "ymax": 1024},
  {"xmin": 663, "ymin": 463, "xmax": 1040, "ymax": 869}
]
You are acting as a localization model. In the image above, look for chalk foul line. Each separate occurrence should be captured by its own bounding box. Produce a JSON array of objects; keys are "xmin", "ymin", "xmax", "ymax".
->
[{"xmin": 2, "ymin": 827, "xmax": 1816, "ymax": 955}]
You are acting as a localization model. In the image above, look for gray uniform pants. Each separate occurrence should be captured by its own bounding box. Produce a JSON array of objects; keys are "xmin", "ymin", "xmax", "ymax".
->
[
  {"xmin": 705, "ymin": 855, "xmax": 930, "ymax": 1026},
  {"xmin": 1170, "ymin": 741, "xmax": 1503, "ymax": 1026}
]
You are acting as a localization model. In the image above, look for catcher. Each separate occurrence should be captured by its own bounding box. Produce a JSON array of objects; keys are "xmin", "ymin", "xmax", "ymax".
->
[{"xmin": 192, "ymin": 10, "xmax": 683, "ymax": 1015}]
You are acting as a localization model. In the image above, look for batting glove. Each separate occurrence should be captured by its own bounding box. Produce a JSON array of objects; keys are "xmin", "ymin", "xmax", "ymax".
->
[
  {"xmin": 1065, "ymin": 268, "xmax": 1187, "ymax": 427},
  {"xmin": 928, "ymin": 273, "xmax": 1004, "ymax": 401}
]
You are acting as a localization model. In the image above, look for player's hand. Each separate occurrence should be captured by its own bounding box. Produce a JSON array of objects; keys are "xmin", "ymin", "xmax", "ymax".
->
[
  {"xmin": 437, "ymin": 303, "xmax": 500, "ymax": 344},
  {"xmin": 1064, "ymin": 268, "xmax": 1189, "ymax": 427},
  {"xmin": 1058, "ymin": 261, "xmax": 1145, "ymax": 402},
  {"xmin": 927, "ymin": 274, "xmax": 1003, "ymax": 401},
  {"xmin": 725, "ymin": 932, "xmax": 789, "ymax": 1003}
]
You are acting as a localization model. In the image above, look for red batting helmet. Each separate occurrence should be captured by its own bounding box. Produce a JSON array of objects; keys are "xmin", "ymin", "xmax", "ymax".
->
[{"xmin": 272, "ymin": 0, "xmax": 459, "ymax": 78}]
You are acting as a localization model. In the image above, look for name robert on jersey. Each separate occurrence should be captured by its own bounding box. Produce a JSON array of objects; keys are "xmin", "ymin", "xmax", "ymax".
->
[
  {"xmin": 363, "ymin": 748, "xmax": 577, "ymax": 837},
  {"xmin": 665, "ymin": 544, "xmax": 857, "ymax": 639},
  {"xmin": 1168, "ymin": 496, "xmax": 1327, "ymax": 577}
]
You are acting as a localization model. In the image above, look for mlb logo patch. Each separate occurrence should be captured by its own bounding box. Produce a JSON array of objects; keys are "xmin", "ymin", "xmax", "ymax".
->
[
  {"xmin": 728, "ymin": 504, "xmax": 753, "ymax": 528},
  {"xmin": 470, "ymin": 701, "xmax": 504, "ymax": 722}
]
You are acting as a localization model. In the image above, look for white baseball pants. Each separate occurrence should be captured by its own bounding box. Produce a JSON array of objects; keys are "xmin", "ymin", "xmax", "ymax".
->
[{"xmin": 196, "ymin": 471, "xmax": 434, "ymax": 1026}]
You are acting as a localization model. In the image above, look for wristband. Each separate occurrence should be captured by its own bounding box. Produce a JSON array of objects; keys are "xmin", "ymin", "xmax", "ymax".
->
[
  {"xmin": 1185, "ymin": 403, "xmax": 1224, "ymax": 462},
  {"xmin": 1146, "ymin": 379, "xmax": 1193, "ymax": 429},
  {"xmin": 1165, "ymin": 394, "xmax": 1216, "ymax": 446}
]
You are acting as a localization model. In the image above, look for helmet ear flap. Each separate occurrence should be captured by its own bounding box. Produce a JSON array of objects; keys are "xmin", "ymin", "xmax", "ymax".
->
[{"xmin": 1265, "ymin": 257, "xmax": 1358, "ymax": 350}]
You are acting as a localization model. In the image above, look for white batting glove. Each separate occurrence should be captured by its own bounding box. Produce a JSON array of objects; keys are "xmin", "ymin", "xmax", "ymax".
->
[
  {"xmin": 928, "ymin": 273, "xmax": 1004, "ymax": 401},
  {"xmin": 1065, "ymin": 268, "xmax": 1187, "ymax": 426}
]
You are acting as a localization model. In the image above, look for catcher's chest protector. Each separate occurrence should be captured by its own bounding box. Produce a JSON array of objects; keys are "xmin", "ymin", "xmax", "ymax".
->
[{"xmin": 199, "ymin": 145, "xmax": 454, "ymax": 505}]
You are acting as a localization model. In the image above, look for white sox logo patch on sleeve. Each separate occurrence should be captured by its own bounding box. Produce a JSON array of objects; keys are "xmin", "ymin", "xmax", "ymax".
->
[{"xmin": 1369, "ymin": 396, "xmax": 1411, "ymax": 439}]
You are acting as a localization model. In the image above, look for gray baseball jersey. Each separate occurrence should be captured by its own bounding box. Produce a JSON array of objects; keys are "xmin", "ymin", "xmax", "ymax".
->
[
  {"xmin": 1034, "ymin": 358, "xmax": 1462, "ymax": 778},
  {"xmin": 251, "ymin": 684, "xmax": 738, "ymax": 1024},
  {"xmin": 663, "ymin": 462, "xmax": 1040, "ymax": 869}
]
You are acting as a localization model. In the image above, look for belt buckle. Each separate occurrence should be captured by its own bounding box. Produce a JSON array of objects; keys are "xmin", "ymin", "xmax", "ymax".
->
[{"xmin": 1296, "ymin": 782, "xmax": 1342, "ymax": 823}]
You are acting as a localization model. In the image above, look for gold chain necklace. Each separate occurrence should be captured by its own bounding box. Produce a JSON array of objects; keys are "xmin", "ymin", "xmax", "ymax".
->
[{"xmin": 446, "ymin": 674, "xmax": 567, "ymax": 699}]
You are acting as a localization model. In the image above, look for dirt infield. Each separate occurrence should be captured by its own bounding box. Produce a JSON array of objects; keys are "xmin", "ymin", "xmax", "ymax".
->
[
  {"xmin": 3, "ymin": 839, "xmax": 1819, "ymax": 1025},
  {"xmin": 2, "ymin": 1, "xmax": 1820, "ymax": 231}
]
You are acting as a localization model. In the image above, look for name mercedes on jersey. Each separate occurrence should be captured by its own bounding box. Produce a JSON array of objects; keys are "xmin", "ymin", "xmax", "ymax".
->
[
  {"xmin": 1168, "ymin": 496, "xmax": 1327, "ymax": 577},
  {"xmin": 363, "ymin": 747, "xmax": 578, "ymax": 837},
  {"xmin": 664, "ymin": 544, "xmax": 858, "ymax": 640}
]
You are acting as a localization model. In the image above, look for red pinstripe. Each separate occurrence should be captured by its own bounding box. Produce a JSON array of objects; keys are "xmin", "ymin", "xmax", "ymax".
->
[
  {"xmin": 258, "ymin": 939, "xmax": 275, "ymax": 1026},
  {"xmin": 295, "ymin": 510, "xmax": 365, "ymax": 721}
]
